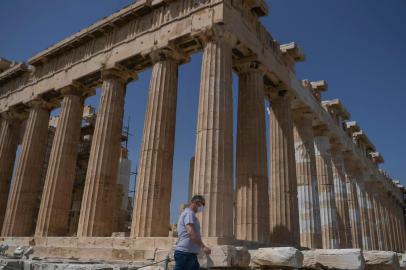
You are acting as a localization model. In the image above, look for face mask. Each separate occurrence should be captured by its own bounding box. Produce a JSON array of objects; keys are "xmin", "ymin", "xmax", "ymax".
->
[{"xmin": 197, "ymin": 206, "xmax": 205, "ymax": 213}]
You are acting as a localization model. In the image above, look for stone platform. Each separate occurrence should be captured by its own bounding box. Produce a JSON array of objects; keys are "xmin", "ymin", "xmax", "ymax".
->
[{"xmin": 0, "ymin": 237, "xmax": 405, "ymax": 270}]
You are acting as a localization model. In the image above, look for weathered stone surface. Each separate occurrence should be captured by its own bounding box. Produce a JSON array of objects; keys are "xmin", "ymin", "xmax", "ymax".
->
[
  {"xmin": 250, "ymin": 247, "xmax": 303, "ymax": 269},
  {"xmin": 198, "ymin": 245, "xmax": 250, "ymax": 268},
  {"xmin": 398, "ymin": 254, "xmax": 406, "ymax": 270},
  {"xmin": 364, "ymin": 251, "xmax": 400, "ymax": 270},
  {"xmin": 302, "ymin": 249, "xmax": 364, "ymax": 270},
  {"xmin": 235, "ymin": 63, "xmax": 269, "ymax": 243}
]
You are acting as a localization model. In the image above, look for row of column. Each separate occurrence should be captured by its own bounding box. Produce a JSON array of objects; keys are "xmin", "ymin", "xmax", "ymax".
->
[{"xmin": 0, "ymin": 33, "xmax": 405, "ymax": 251}]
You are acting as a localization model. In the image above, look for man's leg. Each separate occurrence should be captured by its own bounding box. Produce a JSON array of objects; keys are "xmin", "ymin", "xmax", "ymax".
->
[
  {"xmin": 191, "ymin": 254, "xmax": 200, "ymax": 270},
  {"xmin": 174, "ymin": 251, "xmax": 195, "ymax": 270}
]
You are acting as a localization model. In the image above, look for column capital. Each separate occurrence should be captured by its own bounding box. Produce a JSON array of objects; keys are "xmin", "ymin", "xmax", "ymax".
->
[
  {"xmin": 199, "ymin": 26, "xmax": 237, "ymax": 47},
  {"xmin": 313, "ymin": 124, "xmax": 330, "ymax": 136},
  {"xmin": 27, "ymin": 98, "xmax": 56, "ymax": 111},
  {"xmin": 0, "ymin": 108, "xmax": 28, "ymax": 122},
  {"xmin": 148, "ymin": 47, "xmax": 189, "ymax": 64},
  {"xmin": 101, "ymin": 65, "xmax": 138, "ymax": 83},
  {"xmin": 60, "ymin": 82, "xmax": 90, "ymax": 97},
  {"xmin": 234, "ymin": 59, "xmax": 266, "ymax": 75}
]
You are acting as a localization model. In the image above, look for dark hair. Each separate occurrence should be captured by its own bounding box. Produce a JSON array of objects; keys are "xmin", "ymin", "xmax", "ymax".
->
[{"xmin": 191, "ymin": 195, "xmax": 205, "ymax": 206}]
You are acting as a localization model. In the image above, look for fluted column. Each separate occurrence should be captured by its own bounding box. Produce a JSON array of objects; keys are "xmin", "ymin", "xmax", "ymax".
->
[
  {"xmin": 235, "ymin": 62, "xmax": 269, "ymax": 243},
  {"xmin": 314, "ymin": 129, "xmax": 339, "ymax": 249},
  {"xmin": 378, "ymin": 194, "xmax": 390, "ymax": 250},
  {"xmin": 77, "ymin": 68, "xmax": 135, "ymax": 237},
  {"xmin": 192, "ymin": 32, "xmax": 234, "ymax": 238},
  {"xmin": 132, "ymin": 51, "xmax": 179, "ymax": 237},
  {"xmin": 369, "ymin": 184, "xmax": 385, "ymax": 250},
  {"xmin": 345, "ymin": 167, "xmax": 363, "ymax": 248},
  {"xmin": 35, "ymin": 87, "xmax": 85, "ymax": 236},
  {"xmin": 356, "ymin": 177, "xmax": 372, "ymax": 250},
  {"xmin": 365, "ymin": 183, "xmax": 379, "ymax": 250},
  {"xmin": 293, "ymin": 112, "xmax": 322, "ymax": 249},
  {"xmin": 2, "ymin": 101, "xmax": 50, "ymax": 236},
  {"xmin": 384, "ymin": 197, "xmax": 395, "ymax": 251},
  {"xmin": 269, "ymin": 90, "xmax": 299, "ymax": 247},
  {"xmin": 331, "ymin": 148, "xmax": 351, "ymax": 248},
  {"xmin": 0, "ymin": 113, "xmax": 24, "ymax": 229}
]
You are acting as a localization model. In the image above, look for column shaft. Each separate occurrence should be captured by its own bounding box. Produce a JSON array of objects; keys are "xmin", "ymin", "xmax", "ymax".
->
[
  {"xmin": 331, "ymin": 150, "xmax": 351, "ymax": 248},
  {"xmin": 356, "ymin": 179, "xmax": 372, "ymax": 250},
  {"xmin": 371, "ymin": 188, "xmax": 385, "ymax": 250},
  {"xmin": 235, "ymin": 66, "xmax": 269, "ymax": 243},
  {"xmin": 192, "ymin": 37, "xmax": 234, "ymax": 238},
  {"xmin": 77, "ymin": 70, "xmax": 127, "ymax": 237},
  {"xmin": 132, "ymin": 57, "xmax": 178, "ymax": 237},
  {"xmin": 1, "ymin": 104, "xmax": 50, "ymax": 236},
  {"xmin": 293, "ymin": 113, "xmax": 322, "ymax": 249},
  {"xmin": 314, "ymin": 134, "xmax": 339, "ymax": 249},
  {"xmin": 365, "ymin": 188, "xmax": 379, "ymax": 250},
  {"xmin": 35, "ymin": 92, "xmax": 84, "ymax": 236},
  {"xmin": 345, "ymin": 173, "xmax": 363, "ymax": 248},
  {"xmin": 379, "ymin": 196, "xmax": 390, "ymax": 250},
  {"xmin": 0, "ymin": 117, "xmax": 21, "ymax": 229},
  {"xmin": 269, "ymin": 91, "xmax": 299, "ymax": 247}
]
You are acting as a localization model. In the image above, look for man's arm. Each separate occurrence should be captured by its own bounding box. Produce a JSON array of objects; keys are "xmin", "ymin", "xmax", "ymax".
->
[{"xmin": 186, "ymin": 224, "xmax": 211, "ymax": 254}]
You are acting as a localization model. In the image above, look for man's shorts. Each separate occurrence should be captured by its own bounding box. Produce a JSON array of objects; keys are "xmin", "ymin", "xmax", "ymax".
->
[{"xmin": 174, "ymin": 250, "xmax": 200, "ymax": 270}]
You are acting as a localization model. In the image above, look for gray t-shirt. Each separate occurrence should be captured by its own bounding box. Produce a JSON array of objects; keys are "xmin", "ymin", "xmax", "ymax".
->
[{"xmin": 176, "ymin": 207, "xmax": 201, "ymax": 254}]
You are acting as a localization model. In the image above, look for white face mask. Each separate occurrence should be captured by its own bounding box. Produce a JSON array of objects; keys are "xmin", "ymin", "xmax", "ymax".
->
[{"xmin": 197, "ymin": 206, "xmax": 205, "ymax": 213}]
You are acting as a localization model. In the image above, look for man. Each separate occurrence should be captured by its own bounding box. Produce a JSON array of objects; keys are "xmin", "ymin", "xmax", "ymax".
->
[{"xmin": 175, "ymin": 195, "xmax": 211, "ymax": 270}]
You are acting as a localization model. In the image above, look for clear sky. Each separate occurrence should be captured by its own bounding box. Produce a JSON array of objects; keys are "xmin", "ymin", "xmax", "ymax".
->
[{"xmin": 1, "ymin": 0, "xmax": 405, "ymax": 223}]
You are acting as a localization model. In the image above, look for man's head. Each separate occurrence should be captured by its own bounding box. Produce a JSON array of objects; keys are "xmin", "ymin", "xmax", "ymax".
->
[{"xmin": 189, "ymin": 195, "xmax": 206, "ymax": 213}]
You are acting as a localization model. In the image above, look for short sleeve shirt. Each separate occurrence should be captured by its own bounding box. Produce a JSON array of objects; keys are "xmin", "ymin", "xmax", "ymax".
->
[{"xmin": 176, "ymin": 207, "xmax": 201, "ymax": 254}]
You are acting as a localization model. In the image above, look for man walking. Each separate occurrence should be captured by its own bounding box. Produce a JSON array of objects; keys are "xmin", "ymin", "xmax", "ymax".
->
[{"xmin": 174, "ymin": 195, "xmax": 211, "ymax": 270}]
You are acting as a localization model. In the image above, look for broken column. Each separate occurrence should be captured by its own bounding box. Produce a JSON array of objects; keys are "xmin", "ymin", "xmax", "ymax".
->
[
  {"xmin": 35, "ymin": 86, "xmax": 85, "ymax": 236},
  {"xmin": 132, "ymin": 50, "xmax": 180, "ymax": 237},
  {"xmin": 235, "ymin": 61, "xmax": 269, "ymax": 243},
  {"xmin": 293, "ymin": 110, "xmax": 322, "ymax": 249},
  {"xmin": 269, "ymin": 90, "xmax": 299, "ymax": 247},
  {"xmin": 77, "ymin": 67, "xmax": 135, "ymax": 237},
  {"xmin": 1, "ymin": 100, "xmax": 51, "ymax": 236},
  {"xmin": 192, "ymin": 30, "xmax": 235, "ymax": 238},
  {"xmin": 313, "ymin": 127, "xmax": 339, "ymax": 249}
]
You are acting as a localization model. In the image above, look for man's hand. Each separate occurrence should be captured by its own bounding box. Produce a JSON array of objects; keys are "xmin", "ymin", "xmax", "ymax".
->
[{"xmin": 202, "ymin": 245, "xmax": 211, "ymax": 255}]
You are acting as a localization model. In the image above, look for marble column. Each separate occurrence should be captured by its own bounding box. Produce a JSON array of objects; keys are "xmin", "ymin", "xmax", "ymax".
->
[
  {"xmin": 378, "ymin": 195, "xmax": 390, "ymax": 250},
  {"xmin": 355, "ymin": 177, "xmax": 372, "ymax": 250},
  {"xmin": 382, "ymin": 198, "xmax": 393, "ymax": 251},
  {"xmin": 269, "ymin": 90, "xmax": 299, "ymax": 247},
  {"xmin": 331, "ymin": 148, "xmax": 351, "ymax": 248},
  {"xmin": 365, "ymin": 188, "xmax": 378, "ymax": 250},
  {"xmin": 77, "ymin": 68, "xmax": 134, "ymax": 237},
  {"xmin": 0, "ymin": 113, "xmax": 23, "ymax": 229},
  {"xmin": 235, "ymin": 62, "xmax": 269, "ymax": 243},
  {"xmin": 370, "ymin": 185, "xmax": 385, "ymax": 250},
  {"xmin": 314, "ymin": 129, "xmax": 339, "ymax": 249},
  {"xmin": 1, "ymin": 101, "xmax": 50, "ymax": 236},
  {"xmin": 131, "ymin": 51, "xmax": 179, "ymax": 237},
  {"xmin": 35, "ymin": 87, "xmax": 84, "ymax": 236},
  {"xmin": 293, "ymin": 112, "xmax": 322, "ymax": 249},
  {"xmin": 192, "ymin": 33, "xmax": 234, "ymax": 238},
  {"xmin": 345, "ymin": 172, "xmax": 363, "ymax": 248}
]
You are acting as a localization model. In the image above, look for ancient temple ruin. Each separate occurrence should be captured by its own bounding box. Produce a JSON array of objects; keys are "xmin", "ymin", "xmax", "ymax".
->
[{"xmin": 0, "ymin": 0, "xmax": 405, "ymax": 269}]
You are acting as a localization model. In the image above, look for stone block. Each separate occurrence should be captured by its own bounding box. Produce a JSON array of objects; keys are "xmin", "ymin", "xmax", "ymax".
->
[
  {"xmin": 398, "ymin": 254, "xmax": 406, "ymax": 270},
  {"xmin": 364, "ymin": 251, "xmax": 400, "ymax": 270},
  {"xmin": 302, "ymin": 249, "xmax": 364, "ymax": 270},
  {"xmin": 198, "ymin": 245, "xmax": 250, "ymax": 269},
  {"xmin": 250, "ymin": 247, "xmax": 303, "ymax": 269}
]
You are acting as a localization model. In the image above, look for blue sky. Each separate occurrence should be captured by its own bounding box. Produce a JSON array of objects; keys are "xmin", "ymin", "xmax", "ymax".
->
[{"xmin": 1, "ymin": 1, "xmax": 405, "ymax": 223}]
